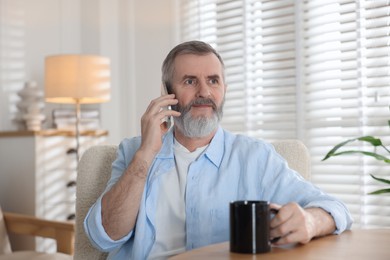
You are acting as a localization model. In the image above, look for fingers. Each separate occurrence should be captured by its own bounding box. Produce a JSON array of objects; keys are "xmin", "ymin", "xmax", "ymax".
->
[
  {"xmin": 270, "ymin": 203, "xmax": 282, "ymax": 211},
  {"xmin": 270, "ymin": 202, "xmax": 316, "ymax": 245},
  {"xmin": 270, "ymin": 203, "xmax": 293, "ymax": 229},
  {"xmin": 142, "ymin": 95, "xmax": 180, "ymax": 126},
  {"xmin": 145, "ymin": 94, "xmax": 178, "ymax": 115},
  {"xmin": 273, "ymin": 229, "xmax": 311, "ymax": 245},
  {"xmin": 139, "ymin": 94, "xmax": 181, "ymax": 155}
]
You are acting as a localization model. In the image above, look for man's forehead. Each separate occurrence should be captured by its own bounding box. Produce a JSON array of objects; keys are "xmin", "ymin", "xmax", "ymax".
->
[{"xmin": 174, "ymin": 53, "xmax": 223, "ymax": 77}]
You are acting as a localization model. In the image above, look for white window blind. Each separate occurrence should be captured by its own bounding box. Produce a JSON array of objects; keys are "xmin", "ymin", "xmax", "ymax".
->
[
  {"xmin": 178, "ymin": 0, "xmax": 390, "ymax": 228},
  {"xmin": 304, "ymin": 0, "xmax": 390, "ymax": 227},
  {"xmin": 180, "ymin": 0, "xmax": 298, "ymax": 138},
  {"xmin": 245, "ymin": 0, "xmax": 297, "ymax": 139}
]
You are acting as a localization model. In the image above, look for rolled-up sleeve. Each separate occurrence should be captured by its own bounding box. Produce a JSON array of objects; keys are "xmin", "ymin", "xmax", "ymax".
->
[
  {"xmin": 304, "ymin": 200, "xmax": 353, "ymax": 234},
  {"xmin": 261, "ymin": 142, "xmax": 353, "ymax": 235},
  {"xmin": 84, "ymin": 196, "xmax": 133, "ymax": 251}
]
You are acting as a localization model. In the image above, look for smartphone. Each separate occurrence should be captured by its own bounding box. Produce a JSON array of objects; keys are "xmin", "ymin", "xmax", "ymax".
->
[{"xmin": 161, "ymin": 83, "xmax": 174, "ymax": 129}]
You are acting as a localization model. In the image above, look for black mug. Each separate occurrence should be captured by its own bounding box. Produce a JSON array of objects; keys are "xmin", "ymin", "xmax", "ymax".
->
[{"xmin": 230, "ymin": 200, "xmax": 278, "ymax": 254}]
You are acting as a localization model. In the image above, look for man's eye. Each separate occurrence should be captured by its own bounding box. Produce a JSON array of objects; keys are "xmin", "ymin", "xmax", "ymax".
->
[
  {"xmin": 185, "ymin": 79, "xmax": 195, "ymax": 85},
  {"xmin": 210, "ymin": 79, "xmax": 218, "ymax": 84}
]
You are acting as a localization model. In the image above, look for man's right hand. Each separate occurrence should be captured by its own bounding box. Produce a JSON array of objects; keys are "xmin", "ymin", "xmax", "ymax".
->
[{"xmin": 138, "ymin": 94, "xmax": 181, "ymax": 163}]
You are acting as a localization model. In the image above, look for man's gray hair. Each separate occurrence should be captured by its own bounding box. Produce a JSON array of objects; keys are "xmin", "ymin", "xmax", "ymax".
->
[{"xmin": 161, "ymin": 40, "xmax": 225, "ymax": 93}]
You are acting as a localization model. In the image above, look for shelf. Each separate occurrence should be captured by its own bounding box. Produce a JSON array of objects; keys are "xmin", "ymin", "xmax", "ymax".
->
[{"xmin": 0, "ymin": 129, "xmax": 108, "ymax": 137}]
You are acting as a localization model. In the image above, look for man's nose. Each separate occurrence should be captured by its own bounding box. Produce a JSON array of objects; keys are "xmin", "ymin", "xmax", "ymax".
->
[{"xmin": 197, "ymin": 81, "xmax": 210, "ymax": 98}]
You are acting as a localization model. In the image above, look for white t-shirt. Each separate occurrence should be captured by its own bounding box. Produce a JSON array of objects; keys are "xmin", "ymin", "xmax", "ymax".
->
[{"xmin": 148, "ymin": 139, "xmax": 208, "ymax": 259}]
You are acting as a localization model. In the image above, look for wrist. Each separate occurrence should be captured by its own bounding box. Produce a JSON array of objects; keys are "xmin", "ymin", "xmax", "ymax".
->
[
  {"xmin": 134, "ymin": 148, "xmax": 155, "ymax": 167},
  {"xmin": 306, "ymin": 207, "xmax": 336, "ymax": 237}
]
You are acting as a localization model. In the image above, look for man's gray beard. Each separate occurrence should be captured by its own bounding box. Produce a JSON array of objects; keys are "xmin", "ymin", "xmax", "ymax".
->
[{"xmin": 174, "ymin": 98, "xmax": 224, "ymax": 138}]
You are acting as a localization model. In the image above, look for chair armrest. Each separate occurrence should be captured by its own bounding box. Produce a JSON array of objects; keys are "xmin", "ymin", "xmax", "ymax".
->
[{"xmin": 3, "ymin": 212, "xmax": 75, "ymax": 255}]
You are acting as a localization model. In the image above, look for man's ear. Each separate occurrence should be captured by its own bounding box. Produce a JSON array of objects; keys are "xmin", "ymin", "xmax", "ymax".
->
[{"xmin": 164, "ymin": 81, "xmax": 173, "ymax": 94}]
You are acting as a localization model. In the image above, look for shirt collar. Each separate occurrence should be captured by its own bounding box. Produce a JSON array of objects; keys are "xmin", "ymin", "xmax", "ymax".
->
[
  {"xmin": 155, "ymin": 126, "xmax": 225, "ymax": 168},
  {"xmin": 203, "ymin": 126, "xmax": 224, "ymax": 168},
  {"xmin": 156, "ymin": 128, "xmax": 175, "ymax": 159}
]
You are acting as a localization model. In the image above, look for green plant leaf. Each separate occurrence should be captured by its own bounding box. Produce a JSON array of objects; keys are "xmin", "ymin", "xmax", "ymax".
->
[
  {"xmin": 357, "ymin": 136, "xmax": 382, "ymax": 146},
  {"xmin": 322, "ymin": 136, "xmax": 386, "ymax": 161},
  {"xmin": 368, "ymin": 175, "xmax": 390, "ymax": 195},
  {"xmin": 370, "ymin": 174, "xmax": 390, "ymax": 185},
  {"xmin": 322, "ymin": 138, "xmax": 356, "ymax": 161},
  {"xmin": 368, "ymin": 188, "xmax": 390, "ymax": 195},
  {"xmin": 328, "ymin": 150, "xmax": 390, "ymax": 163}
]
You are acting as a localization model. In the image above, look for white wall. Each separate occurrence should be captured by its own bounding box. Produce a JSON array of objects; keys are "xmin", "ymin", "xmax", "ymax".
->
[
  {"xmin": 0, "ymin": 0, "xmax": 178, "ymax": 145},
  {"xmin": 99, "ymin": 0, "xmax": 179, "ymax": 144}
]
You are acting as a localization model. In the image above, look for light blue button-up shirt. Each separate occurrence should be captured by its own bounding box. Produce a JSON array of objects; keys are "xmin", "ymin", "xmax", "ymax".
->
[{"xmin": 84, "ymin": 127, "xmax": 353, "ymax": 259}]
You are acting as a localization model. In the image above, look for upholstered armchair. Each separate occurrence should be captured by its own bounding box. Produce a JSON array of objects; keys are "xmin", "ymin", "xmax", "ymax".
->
[{"xmin": 74, "ymin": 141, "xmax": 310, "ymax": 259}]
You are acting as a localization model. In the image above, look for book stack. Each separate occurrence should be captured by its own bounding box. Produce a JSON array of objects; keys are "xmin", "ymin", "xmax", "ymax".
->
[{"xmin": 52, "ymin": 109, "xmax": 101, "ymax": 131}]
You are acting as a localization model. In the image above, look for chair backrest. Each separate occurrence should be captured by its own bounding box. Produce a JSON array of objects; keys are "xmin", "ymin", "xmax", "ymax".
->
[
  {"xmin": 0, "ymin": 207, "xmax": 12, "ymax": 254},
  {"xmin": 75, "ymin": 145, "xmax": 117, "ymax": 260},
  {"xmin": 272, "ymin": 139, "xmax": 311, "ymax": 180},
  {"xmin": 74, "ymin": 140, "xmax": 310, "ymax": 259}
]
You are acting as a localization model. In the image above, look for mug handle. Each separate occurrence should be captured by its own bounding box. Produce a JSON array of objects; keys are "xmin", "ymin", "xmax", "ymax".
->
[{"xmin": 270, "ymin": 208, "xmax": 281, "ymax": 243}]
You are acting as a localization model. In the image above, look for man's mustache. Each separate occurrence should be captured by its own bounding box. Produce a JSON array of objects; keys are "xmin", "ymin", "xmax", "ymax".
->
[
  {"xmin": 174, "ymin": 98, "xmax": 218, "ymax": 113},
  {"xmin": 190, "ymin": 98, "xmax": 217, "ymax": 110}
]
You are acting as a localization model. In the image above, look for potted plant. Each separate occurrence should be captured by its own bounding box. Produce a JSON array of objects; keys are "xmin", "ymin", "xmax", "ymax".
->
[{"xmin": 322, "ymin": 136, "xmax": 390, "ymax": 194}]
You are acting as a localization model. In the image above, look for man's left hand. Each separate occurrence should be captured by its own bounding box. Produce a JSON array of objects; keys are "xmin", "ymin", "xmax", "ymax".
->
[{"xmin": 270, "ymin": 202, "xmax": 336, "ymax": 245}]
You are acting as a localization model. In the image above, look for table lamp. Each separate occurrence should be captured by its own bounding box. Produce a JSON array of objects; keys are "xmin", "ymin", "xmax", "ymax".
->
[{"xmin": 44, "ymin": 54, "xmax": 111, "ymax": 162}]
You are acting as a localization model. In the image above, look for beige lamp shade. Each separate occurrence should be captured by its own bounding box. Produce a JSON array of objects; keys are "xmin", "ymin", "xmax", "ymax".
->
[{"xmin": 45, "ymin": 55, "xmax": 111, "ymax": 104}]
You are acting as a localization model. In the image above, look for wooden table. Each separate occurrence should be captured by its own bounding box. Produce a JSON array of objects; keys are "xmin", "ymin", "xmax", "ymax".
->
[{"xmin": 170, "ymin": 229, "xmax": 389, "ymax": 260}]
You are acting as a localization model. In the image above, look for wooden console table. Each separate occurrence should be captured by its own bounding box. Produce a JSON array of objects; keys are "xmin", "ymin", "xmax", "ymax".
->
[
  {"xmin": 170, "ymin": 229, "xmax": 389, "ymax": 260},
  {"xmin": 0, "ymin": 129, "xmax": 108, "ymax": 252}
]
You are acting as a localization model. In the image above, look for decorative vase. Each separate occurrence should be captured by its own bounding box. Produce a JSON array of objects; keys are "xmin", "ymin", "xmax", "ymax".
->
[{"xmin": 16, "ymin": 81, "xmax": 46, "ymax": 131}]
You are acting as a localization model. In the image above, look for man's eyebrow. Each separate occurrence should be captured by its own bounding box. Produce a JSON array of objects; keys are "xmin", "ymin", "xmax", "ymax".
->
[
  {"xmin": 208, "ymin": 74, "xmax": 221, "ymax": 79},
  {"xmin": 182, "ymin": 74, "xmax": 197, "ymax": 79}
]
